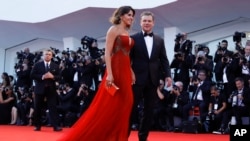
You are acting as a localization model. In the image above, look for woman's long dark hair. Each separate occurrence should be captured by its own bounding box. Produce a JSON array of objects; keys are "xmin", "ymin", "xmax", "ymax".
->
[{"xmin": 109, "ymin": 6, "xmax": 135, "ymax": 27}]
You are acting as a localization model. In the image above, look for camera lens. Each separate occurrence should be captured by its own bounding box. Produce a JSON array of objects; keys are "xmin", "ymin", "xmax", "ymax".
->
[
  {"xmin": 198, "ymin": 57, "xmax": 203, "ymax": 61},
  {"xmin": 223, "ymin": 57, "xmax": 228, "ymax": 62}
]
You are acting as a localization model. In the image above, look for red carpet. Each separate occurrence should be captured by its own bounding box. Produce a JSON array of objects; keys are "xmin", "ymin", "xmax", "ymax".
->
[{"xmin": 0, "ymin": 125, "xmax": 229, "ymax": 141}]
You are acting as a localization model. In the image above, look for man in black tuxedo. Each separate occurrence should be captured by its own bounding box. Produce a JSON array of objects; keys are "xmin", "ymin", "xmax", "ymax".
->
[
  {"xmin": 130, "ymin": 11, "xmax": 172, "ymax": 141},
  {"xmin": 30, "ymin": 49, "xmax": 62, "ymax": 131}
]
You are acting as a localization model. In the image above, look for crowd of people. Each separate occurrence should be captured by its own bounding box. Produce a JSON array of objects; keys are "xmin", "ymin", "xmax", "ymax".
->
[{"xmin": 0, "ymin": 6, "xmax": 250, "ymax": 141}]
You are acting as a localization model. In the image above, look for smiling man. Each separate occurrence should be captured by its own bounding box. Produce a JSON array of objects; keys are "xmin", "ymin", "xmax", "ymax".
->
[{"xmin": 130, "ymin": 11, "xmax": 172, "ymax": 141}]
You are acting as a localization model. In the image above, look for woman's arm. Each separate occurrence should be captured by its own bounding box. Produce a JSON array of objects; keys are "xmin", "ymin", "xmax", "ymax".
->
[{"xmin": 104, "ymin": 26, "xmax": 117, "ymax": 85}]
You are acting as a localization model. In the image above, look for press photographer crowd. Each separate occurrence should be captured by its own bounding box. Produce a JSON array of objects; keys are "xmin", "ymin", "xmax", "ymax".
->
[{"xmin": 1, "ymin": 32, "xmax": 250, "ymax": 135}]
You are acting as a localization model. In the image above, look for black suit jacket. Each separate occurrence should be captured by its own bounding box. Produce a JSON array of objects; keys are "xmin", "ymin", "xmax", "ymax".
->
[
  {"xmin": 30, "ymin": 61, "xmax": 60, "ymax": 95},
  {"xmin": 191, "ymin": 80, "xmax": 212, "ymax": 104},
  {"xmin": 130, "ymin": 31, "xmax": 171, "ymax": 86}
]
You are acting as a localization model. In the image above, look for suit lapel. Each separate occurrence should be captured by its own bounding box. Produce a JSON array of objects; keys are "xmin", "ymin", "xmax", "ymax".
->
[{"xmin": 139, "ymin": 32, "xmax": 150, "ymax": 59}]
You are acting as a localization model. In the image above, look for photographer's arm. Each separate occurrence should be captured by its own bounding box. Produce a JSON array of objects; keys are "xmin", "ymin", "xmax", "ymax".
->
[
  {"xmin": 208, "ymin": 103, "xmax": 213, "ymax": 114},
  {"xmin": 214, "ymin": 102, "xmax": 226, "ymax": 114}
]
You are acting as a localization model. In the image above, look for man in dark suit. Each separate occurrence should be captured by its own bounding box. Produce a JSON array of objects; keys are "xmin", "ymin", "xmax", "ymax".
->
[
  {"xmin": 130, "ymin": 11, "xmax": 172, "ymax": 141},
  {"xmin": 182, "ymin": 70, "xmax": 212, "ymax": 123},
  {"xmin": 30, "ymin": 49, "xmax": 62, "ymax": 131}
]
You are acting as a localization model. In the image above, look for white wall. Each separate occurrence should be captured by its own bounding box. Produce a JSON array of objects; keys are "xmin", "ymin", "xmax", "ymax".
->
[
  {"xmin": 3, "ymin": 38, "xmax": 63, "ymax": 76},
  {"xmin": 2, "ymin": 20, "xmax": 250, "ymax": 79},
  {"xmin": 188, "ymin": 21, "xmax": 250, "ymax": 58},
  {"xmin": 0, "ymin": 48, "xmax": 5, "ymax": 74}
]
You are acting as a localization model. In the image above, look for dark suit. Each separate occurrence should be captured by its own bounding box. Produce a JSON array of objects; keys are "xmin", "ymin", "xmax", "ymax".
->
[
  {"xmin": 183, "ymin": 80, "xmax": 212, "ymax": 122},
  {"xmin": 30, "ymin": 61, "xmax": 61, "ymax": 129},
  {"xmin": 227, "ymin": 87, "xmax": 250, "ymax": 125},
  {"xmin": 130, "ymin": 31, "xmax": 171, "ymax": 140}
]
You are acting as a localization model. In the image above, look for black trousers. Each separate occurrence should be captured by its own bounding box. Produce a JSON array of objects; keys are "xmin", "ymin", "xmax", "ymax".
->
[
  {"xmin": 130, "ymin": 79, "xmax": 157, "ymax": 141},
  {"xmin": 33, "ymin": 86, "xmax": 59, "ymax": 128}
]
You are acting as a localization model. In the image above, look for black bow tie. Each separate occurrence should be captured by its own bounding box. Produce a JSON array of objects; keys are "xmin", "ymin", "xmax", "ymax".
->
[{"xmin": 144, "ymin": 32, "xmax": 153, "ymax": 37}]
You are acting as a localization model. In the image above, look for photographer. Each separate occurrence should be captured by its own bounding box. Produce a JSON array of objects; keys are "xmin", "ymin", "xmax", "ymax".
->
[
  {"xmin": 75, "ymin": 83, "xmax": 96, "ymax": 116},
  {"xmin": 227, "ymin": 77, "xmax": 250, "ymax": 126},
  {"xmin": 16, "ymin": 48, "xmax": 35, "ymax": 67},
  {"xmin": 58, "ymin": 60, "xmax": 72, "ymax": 85},
  {"xmin": 207, "ymin": 85, "xmax": 227, "ymax": 134},
  {"xmin": 80, "ymin": 55, "xmax": 96, "ymax": 89},
  {"xmin": 15, "ymin": 63, "xmax": 32, "ymax": 89},
  {"xmin": 57, "ymin": 83, "xmax": 77, "ymax": 127},
  {"xmin": 216, "ymin": 52, "xmax": 241, "ymax": 99},
  {"xmin": 192, "ymin": 51, "xmax": 213, "ymax": 81},
  {"xmin": 165, "ymin": 81, "xmax": 189, "ymax": 131},
  {"xmin": 239, "ymin": 44, "xmax": 250, "ymax": 87},
  {"xmin": 170, "ymin": 51, "xmax": 193, "ymax": 91},
  {"xmin": 16, "ymin": 86, "xmax": 34, "ymax": 125},
  {"xmin": 183, "ymin": 70, "xmax": 212, "ymax": 123},
  {"xmin": 174, "ymin": 33, "xmax": 193, "ymax": 56},
  {"xmin": 214, "ymin": 40, "xmax": 234, "ymax": 82},
  {"xmin": 71, "ymin": 59, "xmax": 84, "ymax": 91},
  {"xmin": 233, "ymin": 31, "xmax": 246, "ymax": 54}
]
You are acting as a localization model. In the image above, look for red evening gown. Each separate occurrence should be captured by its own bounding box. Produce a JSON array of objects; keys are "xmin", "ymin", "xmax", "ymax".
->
[{"xmin": 57, "ymin": 35, "xmax": 134, "ymax": 141}]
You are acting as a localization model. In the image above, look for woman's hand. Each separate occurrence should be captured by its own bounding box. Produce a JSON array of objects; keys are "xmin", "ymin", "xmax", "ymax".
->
[{"xmin": 106, "ymin": 74, "xmax": 114, "ymax": 87}]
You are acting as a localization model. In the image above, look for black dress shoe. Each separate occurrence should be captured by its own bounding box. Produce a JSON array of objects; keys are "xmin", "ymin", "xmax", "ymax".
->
[
  {"xmin": 34, "ymin": 126, "xmax": 41, "ymax": 131},
  {"xmin": 53, "ymin": 127, "xmax": 62, "ymax": 131}
]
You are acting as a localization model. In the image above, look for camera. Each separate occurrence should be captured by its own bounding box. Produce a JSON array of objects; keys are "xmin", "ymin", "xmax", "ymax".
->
[
  {"xmin": 216, "ymin": 81, "xmax": 224, "ymax": 91},
  {"xmin": 81, "ymin": 85, "xmax": 88, "ymax": 91},
  {"xmin": 14, "ymin": 63, "xmax": 23, "ymax": 70},
  {"xmin": 16, "ymin": 50, "xmax": 25, "ymax": 60},
  {"xmin": 81, "ymin": 36, "xmax": 96, "ymax": 49},
  {"xmin": 173, "ymin": 85, "xmax": 179, "ymax": 91},
  {"xmin": 233, "ymin": 31, "xmax": 246, "ymax": 42},
  {"xmin": 222, "ymin": 57, "xmax": 228, "ymax": 62},
  {"xmin": 175, "ymin": 33, "xmax": 184, "ymax": 42},
  {"xmin": 57, "ymin": 84, "xmax": 66, "ymax": 91},
  {"xmin": 240, "ymin": 57, "xmax": 248, "ymax": 65},
  {"xmin": 50, "ymin": 47, "xmax": 60, "ymax": 54},
  {"xmin": 228, "ymin": 91, "xmax": 238, "ymax": 107},
  {"xmin": 197, "ymin": 56, "xmax": 203, "ymax": 62},
  {"xmin": 174, "ymin": 52, "xmax": 183, "ymax": 58}
]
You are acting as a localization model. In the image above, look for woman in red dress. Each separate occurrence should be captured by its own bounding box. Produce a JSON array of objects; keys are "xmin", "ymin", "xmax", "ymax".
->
[{"xmin": 57, "ymin": 6, "xmax": 135, "ymax": 141}]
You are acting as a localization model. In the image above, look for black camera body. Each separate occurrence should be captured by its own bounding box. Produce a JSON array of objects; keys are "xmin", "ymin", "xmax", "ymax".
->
[
  {"xmin": 233, "ymin": 31, "xmax": 246, "ymax": 42},
  {"xmin": 81, "ymin": 36, "xmax": 96, "ymax": 49},
  {"xmin": 50, "ymin": 47, "xmax": 60, "ymax": 54},
  {"xmin": 241, "ymin": 57, "xmax": 248, "ymax": 65},
  {"xmin": 228, "ymin": 91, "xmax": 238, "ymax": 107},
  {"xmin": 175, "ymin": 33, "xmax": 184, "ymax": 42},
  {"xmin": 197, "ymin": 56, "xmax": 203, "ymax": 62},
  {"xmin": 173, "ymin": 85, "xmax": 179, "ymax": 91},
  {"xmin": 174, "ymin": 52, "xmax": 183, "ymax": 58}
]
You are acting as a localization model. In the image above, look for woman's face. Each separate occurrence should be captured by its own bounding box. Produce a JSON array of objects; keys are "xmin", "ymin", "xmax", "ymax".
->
[{"xmin": 120, "ymin": 10, "xmax": 134, "ymax": 27}]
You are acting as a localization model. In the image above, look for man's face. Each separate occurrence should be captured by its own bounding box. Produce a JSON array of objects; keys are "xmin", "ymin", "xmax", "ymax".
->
[
  {"xmin": 43, "ymin": 51, "xmax": 53, "ymax": 62},
  {"xmin": 198, "ymin": 72, "xmax": 206, "ymax": 81},
  {"xmin": 140, "ymin": 15, "xmax": 154, "ymax": 33},
  {"xmin": 235, "ymin": 80, "xmax": 244, "ymax": 90},
  {"xmin": 221, "ymin": 42, "xmax": 228, "ymax": 49},
  {"xmin": 210, "ymin": 88, "xmax": 219, "ymax": 96},
  {"xmin": 244, "ymin": 46, "xmax": 250, "ymax": 56}
]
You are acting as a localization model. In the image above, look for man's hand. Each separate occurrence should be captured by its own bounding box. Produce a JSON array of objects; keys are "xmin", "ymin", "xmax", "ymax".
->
[{"xmin": 43, "ymin": 72, "xmax": 54, "ymax": 79}]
